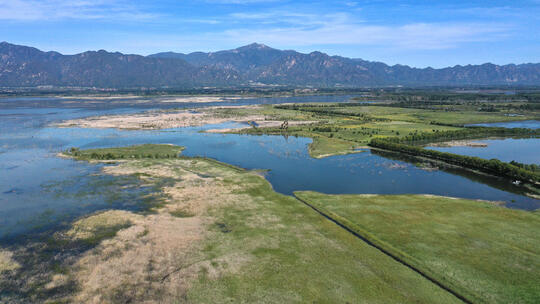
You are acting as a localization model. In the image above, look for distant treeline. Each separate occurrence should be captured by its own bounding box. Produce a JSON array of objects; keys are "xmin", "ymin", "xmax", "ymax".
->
[
  {"xmin": 275, "ymin": 103, "xmax": 367, "ymax": 109},
  {"xmin": 509, "ymin": 161, "xmax": 540, "ymax": 174},
  {"xmin": 275, "ymin": 104, "xmax": 388, "ymax": 122},
  {"xmin": 382, "ymin": 101, "xmax": 540, "ymax": 112},
  {"xmin": 353, "ymin": 91, "xmax": 540, "ymax": 103},
  {"xmin": 383, "ymin": 127, "xmax": 539, "ymax": 145},
  {"xmin": 369, "ymin": 128, "xmax": 540, "ymax": 183},
  {"xmin": 276, "ymin": 100, "xmax": 540, "ymax": 112}
]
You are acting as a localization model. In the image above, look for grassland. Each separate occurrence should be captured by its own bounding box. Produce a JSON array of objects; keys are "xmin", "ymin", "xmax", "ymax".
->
[
  {"xmin": 0, "ymin": 144, "xmax": 466, "ymax": 303},
  {"xmin": 331, "ymin": 105, "xmax": 539, "ymax": 125},
  {"xmin": 7, "ymin": 98, "xmax": 538, "ymax": 302},
  {"xmin": 294, "ymin": 191, "xmax": 540, "ymax": 304},
  {"xmin": 64, "ymin": 144, "xmax": 185, "ymax": 160},
  {"xmin": 215, "ymin": 102, "xmax": 539, "ymax": 158},
  {"xmin": 209, "ymin": 105, "xmax": 458, "ymax": 157}
]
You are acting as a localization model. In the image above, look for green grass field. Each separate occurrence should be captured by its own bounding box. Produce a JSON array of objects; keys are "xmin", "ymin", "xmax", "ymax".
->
[
  {"xmin": 294, "ymin": 191, "xmax": 540, "ymax": 304},
  {"xmin": 230, "ymin": 103, "xmax": 539, "ymax": 157},
  {"xmin": 332, "ymin": 105, "xmax": 540, "ymax": 124},
  {"xmin": 234, "ymin": 105, "xmax": 463, "ymax": 157},
  {"xmin": 178, "ymin": 157, "xmax": 460, "ymax": 303}
]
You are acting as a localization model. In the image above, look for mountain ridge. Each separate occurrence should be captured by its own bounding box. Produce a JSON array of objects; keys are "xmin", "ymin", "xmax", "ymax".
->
[{"xmin": 1, "ymin": 41, "xmax": 539, "ymax": 88}]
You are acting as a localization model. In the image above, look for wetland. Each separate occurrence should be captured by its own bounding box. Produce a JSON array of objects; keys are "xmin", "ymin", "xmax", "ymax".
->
[{"xmin": 1, "ymin": 93, "xmax": 539, "ymax": 303}]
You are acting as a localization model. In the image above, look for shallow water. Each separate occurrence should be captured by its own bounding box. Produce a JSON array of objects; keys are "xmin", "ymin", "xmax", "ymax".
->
[
  {"xmin": 0, "ymin": 94, "xmax": 363, "ymax": 110},
  {"xmin": 1, "ymin": 96, "xmax": 539, "ymax": 240},
  {"xmin": 466, "ymin": 120, "xmax": 540, "ymax": 129},
  {"xmin": 426, "ymin": 138, "xmax": 539, "ymax": 164}
]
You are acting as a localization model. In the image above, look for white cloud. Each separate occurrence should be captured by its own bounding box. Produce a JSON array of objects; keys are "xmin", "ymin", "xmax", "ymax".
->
[
  {"xmin": 112, "ymin": 20, "xmax": 511, "ymax": 56},
  {"xmin": 218, "ymin": 11, "xmax": 511, "ymax": 50},
  {"xmin": 1, "ymin": 2, "xmax": 515, "ymax": 55},
  {"xmin": 0, "ymin": 0, "xmax": 159, "ymax": 21}
]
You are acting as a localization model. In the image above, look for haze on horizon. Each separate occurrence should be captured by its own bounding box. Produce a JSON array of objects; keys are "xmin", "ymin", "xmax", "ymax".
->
[{"xmin": 0, "ymin": 0, "xmax": 539, "ymax": 68}]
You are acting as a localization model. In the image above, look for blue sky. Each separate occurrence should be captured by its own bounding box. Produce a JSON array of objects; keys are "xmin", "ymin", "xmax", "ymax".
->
[{"xmin": 1, "ymin": 0, "xmax": 539, "ymax": 68}]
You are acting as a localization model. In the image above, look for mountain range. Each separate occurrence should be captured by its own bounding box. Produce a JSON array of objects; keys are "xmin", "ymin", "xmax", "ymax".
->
[{"xmin": 1, "ymin": 41, "xmax": 539, "ymax": 88}]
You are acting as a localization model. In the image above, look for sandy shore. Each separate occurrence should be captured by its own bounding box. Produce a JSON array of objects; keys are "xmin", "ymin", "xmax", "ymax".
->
[
  {"xmin": 56, "ymin": 109, "xmax": 264, "ymax": 130},
  {"xmin": 57, "ymin": 95, "xmax": 243, "ymax": 103},
  {"xmin": 155, "ymin": 96, "xmax": 242, "ymax": 103},
  {"xmin": 428, "ymin": 140, "xmax": 488, "ymax": 148},
  {"xmin": 56, "ymin": 106, "xmax": 315, "ymax": 131}
]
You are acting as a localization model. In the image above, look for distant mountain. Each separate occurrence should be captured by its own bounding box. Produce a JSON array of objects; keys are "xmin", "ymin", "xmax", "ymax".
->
[
  {"xmin": 2, "ymin": 41, "xmax": 540, "ymax": 88},
  {"xmin": 150, "ymin": 43, "xmax": 540, "ymax": 87},
  {"xmin": 149, "ymin": 43, "xmax": 296, "ymax": 74},
  {"xmin": 0, "ymin": 42, "xmax": 238, "ymax": 88}
]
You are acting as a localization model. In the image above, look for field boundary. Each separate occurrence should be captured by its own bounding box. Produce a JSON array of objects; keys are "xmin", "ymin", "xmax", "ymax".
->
[{"xmin": 293, "ymin": 192, "xmax": 482, "ymax": 304}]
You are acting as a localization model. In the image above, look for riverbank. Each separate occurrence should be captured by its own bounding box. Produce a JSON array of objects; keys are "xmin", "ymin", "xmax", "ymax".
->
[{"xmin": 55, "ymin": 107, "xmax": 263, "ymax": 130}]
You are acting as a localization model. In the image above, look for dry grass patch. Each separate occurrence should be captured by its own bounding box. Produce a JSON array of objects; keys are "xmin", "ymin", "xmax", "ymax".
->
[
  {"xmin": 0, "ymin": 250, "xmax": 19, "ymax": 272},
  {"xmin": 62, "ymin": 157, "xmax": 253, "ymax": 303},
  {"xmin": 60, "ymin": 210, "xmax": 137, "ymax": 241}
]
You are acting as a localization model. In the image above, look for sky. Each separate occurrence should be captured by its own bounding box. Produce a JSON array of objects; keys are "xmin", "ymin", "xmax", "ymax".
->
[{"xmin": 0, "ymin": 0, "xmax": 539, "ymax": 68}]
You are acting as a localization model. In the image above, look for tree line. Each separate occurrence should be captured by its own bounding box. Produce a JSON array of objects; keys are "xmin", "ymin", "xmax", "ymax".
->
[
  {"xmin": 369, "ymin": 129, "xmax": 540, "ymax": 183},
  {"xmin": 509, "ymin": 161, "xmax": 540, "ymax": 174},
  {"xmin": 353, "ymin": 91, "xmax": 540, "ymax": 103},
  {"xmin": 382, "ymin": 127, "xmax": 539, "ymax": 145},
  {"xmin": 274, "ymin": 104, "xmax": 388, "ymax": 122}
]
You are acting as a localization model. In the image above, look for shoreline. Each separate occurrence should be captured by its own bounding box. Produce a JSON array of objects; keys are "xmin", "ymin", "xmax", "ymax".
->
[
  {"xmin": 3, "ymin": 145, "xmax": 465, "ymax": 302},
  {"xmin": 54, "ymin": 105, "xmax": 317, "ymax": 131},
  {"xmin": 427, "ymin": 140, "xmax": 488, "ymax": 148},
  {"xmin": 55, "ymin": 107, "xmax": 265, "ymax": 130}
]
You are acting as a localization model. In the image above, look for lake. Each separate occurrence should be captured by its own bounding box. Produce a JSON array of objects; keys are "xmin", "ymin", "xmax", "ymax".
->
[{"xmin": 1, "ymin": 96, "xmax": 538, "ymax": 241}]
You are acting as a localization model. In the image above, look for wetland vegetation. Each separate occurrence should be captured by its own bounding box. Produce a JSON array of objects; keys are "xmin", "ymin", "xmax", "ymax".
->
[
  {"xmin": 214, "ymin": 101, "xmax": 539, "ymax": 186},
  {"xmin": 64, "ymin": 144, "xmax": 185, "ymax": 160},
  {"xmin": 228, "ymin": 102, "xmax": 539, "ymax": 157},
  {"xmin": 1, "ymin": 145, "xmax": 463, "ymax": 303},
  {"xmin": 1, "ymin": 92, "xmax": 539, "ymax": 303}
]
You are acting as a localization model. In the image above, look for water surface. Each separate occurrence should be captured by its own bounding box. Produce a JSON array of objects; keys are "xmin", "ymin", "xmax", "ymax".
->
[
  {"xmin": 427, "ymin": 138, "xmax": 539, "ymax": 164},
  {"xmin": 466, "ymin": 120, "xmax": 540, "ymax": 129},
  {"xmin": 1, "ymin": 96, "xmax": 539, "ymax": 241}
]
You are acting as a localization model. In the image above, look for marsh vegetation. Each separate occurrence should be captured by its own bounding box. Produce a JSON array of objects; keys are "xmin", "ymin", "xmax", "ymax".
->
[
  {"xmin": 1, "ymin": 92, "xmax": 539, "ymax": 303},
  {"xmin": 2, "ymin": 145, "xmax": 466, "ymax": 303},
  {"xmin": 216, "ymin": 102, "xmax": 539, "ymax": 186}
]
